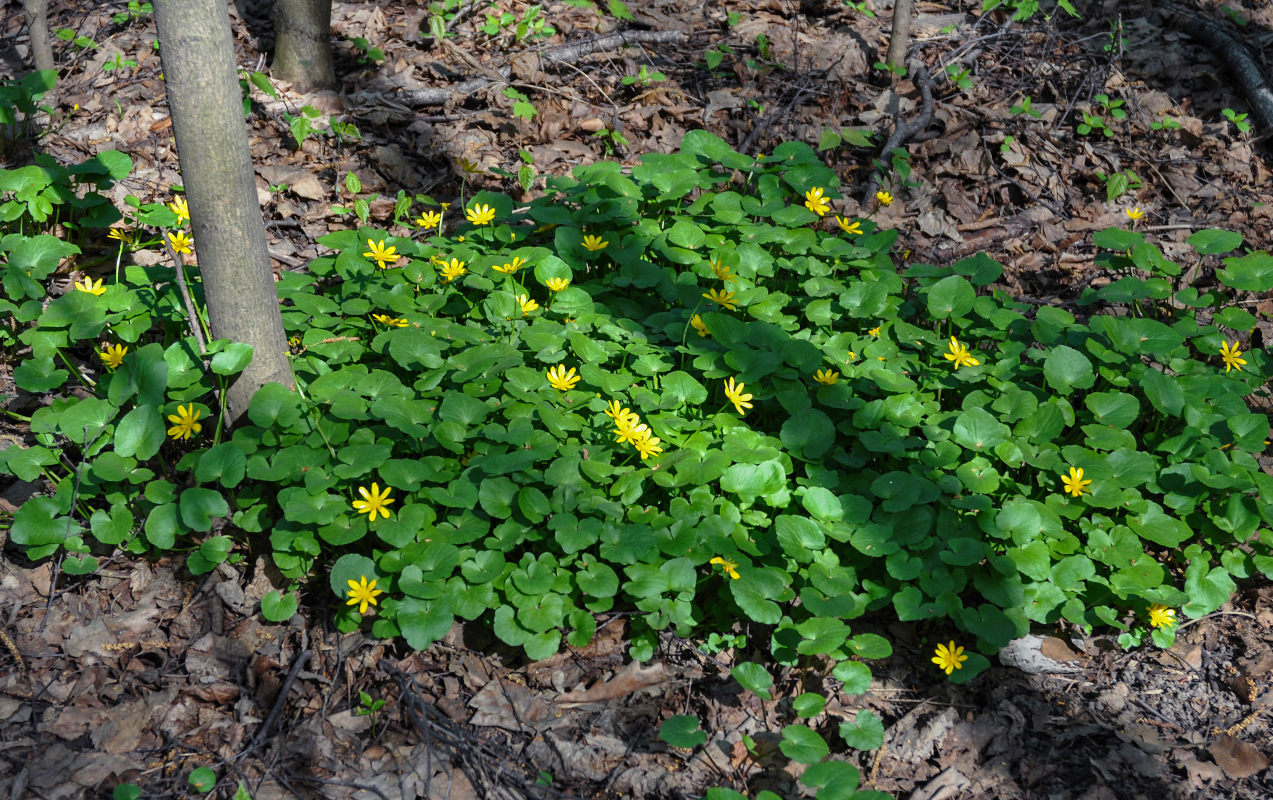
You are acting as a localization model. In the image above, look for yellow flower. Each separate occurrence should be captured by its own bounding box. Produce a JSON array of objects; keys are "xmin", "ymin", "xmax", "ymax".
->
[
  {"xmin": 352, "ymin": 482, "xmax": 394, "ymax": 522},
  {"xmin": 943, "ymin": 337, "xmax": 981, "ymax": 370},
  {"xmin": 835, "ymin": 215, "xmax": 863, "ymax": 235},
  {"xmin": 723, "ymin": 377, "xmax": 753, "ymax": 416},
  {"xmin": 630, "ymin": 427, "xmax": 663, "ymax": 460},
  {"xmin": 1060, "ymin": 466, "xmax": 1092, "ymax": 498},
  {"xmin": 710, "ymin": 257, "xmax": 736, "ymax": 282},
  {"xmin": 544, "ymin": 276, "xmax": 570, "ymax": 292},
  {"xmin": 702, "ymin": 288, "xmax": 737, "ymax": 310},
  {"xmin": 416, "ymin": 210, "xmax": 443, "ymax": 229},
  {"xmin": 847, "ymin": 351, "xmax": 856, "ymax": 360},
  {"xmin": 167, "ymin": 195, "xmax": 189, "ymax": 222},
  {"xmin": 1147, "ymin": 604, "xmax": 1176, "ymax": 629},
  {"xmin": 99, "ymin": 343, "xmax": 127, "ymax": 371},
  {"xmin": 372, "ymin": 313, "xmax": 408, "ymax": 327},
  {"xmin": 804, "ymin": 186, "xmax": 830, "ymax": 216},
  {"xmin": 876, "ymin": 190, "xmax": 894, "ymax": 206},
  {"xmin": 1220, "ymin": 340, "xmax": 1247, "ymax": 373},
  {"xmin": 362, "ymin": 239, "xmax": 401, "ymax": 269},
  {"xmin": 868, "ymin": 325, "xmax": 881, "ymax": 337},
  {"xmin": 547, "ymin": 364, "xmax": 581, "ymax": 391},
  {"xmin": 604, "ymin": 400, "xmax": 640, "ymax": 427},
  {"xmin": 465, "ymin": 203, "xmax": 496, "ymax": 225},
  {"xmin": 1126, "ymin": 206, "xmax": 1145, "ymax": 222},
  {"xmin": 614, "ymin": 415, "xmax": 651, "ymax": 446},
  {"xmin": 581, "ymin": 234, "xmax": 608, "ymax": 252},
  {"xmin": 931, "ymin": 641, "xmax": 968, "ymax": 675},
  {"xmin": 493, "ymin": 257, "xmax": 527, "ymax": 275},
  {"xmin": 107, "ymin": 227, "xmax": 134, "ymax": 246},
  {"xmin": 516, "ymin": 294, "xmax": 539, "ymax": 314},
  {"xmin": 690, "ymin": 314, "xmax": 710, "ymax": 337},
  {"xmin": 439, "ymin": 258, "xmax": 467, "ymax": 282},
  {"xmin": 709, "ymin": 556, "xmax": 740, "ymax": 580},
  {"xmin": 166, "ymin": 403, "xmax": 203, "ymax": 441},
  {"xmin": 813, "ymin": 368, "xmax": 839, "ymax": 385},
  {"xmin": 74, "ymin": 276, "xmax": 106, "ymax": 296},
  {"xmin": 168, "ymin": 230, "xmax": 193, "ymax": 254},
  {"xmin": 458, "ymin": 158, "xmax": 481, "ymax": 175},
  {"xmin": 345, "ymin": 575, "xmax": 384, "ymax": 614}
]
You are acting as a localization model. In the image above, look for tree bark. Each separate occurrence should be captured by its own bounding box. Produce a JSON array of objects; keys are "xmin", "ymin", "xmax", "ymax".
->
[
  {"xmin": 272, "ymin": 0, "xmax": 336, "ymax": 92},
  {"xmin": 153, "ymin": 0, "xmax": 292, "ymax": 425},
  {"xmin": 885, "ymin": 0, "xmax": 915, "ymax": 81},
  {"xmin": 21, "ymin": 0, "xmax": 55, "ymax": 73}
]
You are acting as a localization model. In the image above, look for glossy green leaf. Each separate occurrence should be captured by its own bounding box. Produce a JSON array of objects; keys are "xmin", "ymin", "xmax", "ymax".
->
[
  {"xmin": 838, "ymin": 709, "xmax": 885, "ymax": 750},
  {"xmin": 659, "ymin": 715, "xmax": 707, "ymax": 749},
  {"xmin": 780, "ymin": 724, "xmax": 829, "ymax": 763}
]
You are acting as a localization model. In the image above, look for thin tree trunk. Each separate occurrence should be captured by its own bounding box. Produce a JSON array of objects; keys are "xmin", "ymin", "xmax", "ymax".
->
[
  {"xmin": 152, "ymin": 0, "xmax": 292, "ymax": 425},
  {"xmin": 21, "ymin": 0, "xmax": 55, "ymax": 73},
  {"xmin": 886, "ymin": 0, "xmax": 915, "ymax": 81},
  {"xmin": 272, "ymin": 0, "xmax": 335, "ymax": 92}
]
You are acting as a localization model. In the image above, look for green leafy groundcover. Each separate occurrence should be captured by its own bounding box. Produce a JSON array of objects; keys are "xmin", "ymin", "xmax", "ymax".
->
[{"xmin": 4, "ymin": 125, "xmax": 1273, "ymax": 677}]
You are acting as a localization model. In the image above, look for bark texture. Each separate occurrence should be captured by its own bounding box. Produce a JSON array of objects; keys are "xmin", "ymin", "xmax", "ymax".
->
[
  {"xmin": 153, "ymin": 0, "xmax": 292, "ymax": 425},
  {"xmin": 272, "ymin": 0, "xmax": 335, "ymax": 92},
  {"xmin": 21, "ymin": 0, "xmax": 55, "ymax": 73},
  {"xmin": 885, "ymin": 0, "xmax": 914, "ymax": 80}
]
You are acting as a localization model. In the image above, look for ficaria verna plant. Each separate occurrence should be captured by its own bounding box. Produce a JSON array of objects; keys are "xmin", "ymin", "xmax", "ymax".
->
[{"xmin": 3, "ymin": 83, "xmax": 1273, "ymax": 796}]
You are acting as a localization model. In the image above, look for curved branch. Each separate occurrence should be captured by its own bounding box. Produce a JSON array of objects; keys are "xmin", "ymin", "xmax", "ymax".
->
[{"xmin": 863, "ymin": 64, "xmax": 935, "ymax": 205}]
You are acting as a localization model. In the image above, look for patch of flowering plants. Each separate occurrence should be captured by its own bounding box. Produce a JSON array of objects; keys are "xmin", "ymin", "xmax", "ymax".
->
[{"xmin": 3, "ymin": 80, "xmax": 1273, "ymax": 797}]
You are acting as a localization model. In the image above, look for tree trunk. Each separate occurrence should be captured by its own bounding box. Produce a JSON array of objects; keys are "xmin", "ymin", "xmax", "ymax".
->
[
  {"xmin": 152, "ymin": 0, "xmax": 292, "ymax": 425},
  {"xmin": 21, "ymin": 0, "xmax": 55, "ymax": 73},
  {"xmin": 272, "ymin": 0, "xmax": 336, "ymax": 92},
  {"xmin": 885, "ymin": 0, "xmax": 914, "ymax": 81}
]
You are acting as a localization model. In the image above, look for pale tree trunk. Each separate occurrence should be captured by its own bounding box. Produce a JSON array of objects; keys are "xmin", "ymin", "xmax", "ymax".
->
[
  {"xmin": 153, "ymin": 0, "xmax": 292, "ymax": 425},
  {"xmin": 272, "ymin": 0, "xmax": 336, "ymax": 92},
  {"xmin": 885, "ymin": 0, "xmax": 914, "ymax": 82},
  {"xmin": 21, "ymin": 0, "xmax": 55, "ymax": 73}
]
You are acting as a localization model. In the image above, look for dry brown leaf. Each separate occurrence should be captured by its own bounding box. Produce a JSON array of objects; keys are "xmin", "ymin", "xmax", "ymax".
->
[
  {"xmin": 469, "ymin": 678, "xmax": 556, "ymax": 731},
  {"xmin": 555, "ymin": 660, "xmax": 671, "ymax": 704},
  {"xmin": 1209, "ymin": 734, "xmax": 1268, "ymax": 778}
]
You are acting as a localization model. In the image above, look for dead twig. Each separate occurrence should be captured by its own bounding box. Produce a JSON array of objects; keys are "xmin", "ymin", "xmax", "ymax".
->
[
  {"xmin": 159, "ymin": 234, "xmax": 208, "ymax": 355},
  {"xmin": 398, "ymin": 31, "xmax": 687, "ymax": 108},
  {"xmin": 238, "ymin": 649, "xmax": 312, "ymax": 757}
]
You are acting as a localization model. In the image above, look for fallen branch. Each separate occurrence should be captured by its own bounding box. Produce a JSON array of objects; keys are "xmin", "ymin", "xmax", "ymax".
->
[
  {"xmin": 240, "ymin": 649, "xmax": 312, "ymax": 756},
  {"xmin": 1163, "ymin": 1, "xmax": 1273, "ymax": 135},
  {"xmin": 397, "ymin": 30, "xmax": 686, "ymax": 108},
  {"xmin": 863, "ymin": 64, "xmax": 935, "ymax": 205}
]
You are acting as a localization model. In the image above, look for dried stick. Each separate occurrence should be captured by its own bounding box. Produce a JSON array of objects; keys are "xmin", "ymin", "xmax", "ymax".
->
[
  {"xmin": 243, "ymin": 649, "xmax": 312, "ymax": 754},
  {"xmin": 160, "ymin": 233, "xmax": 208, "ymax": 354},
  {"xmin": 397, "ymin": 30, "xmax": 686, "ymax": 108}
]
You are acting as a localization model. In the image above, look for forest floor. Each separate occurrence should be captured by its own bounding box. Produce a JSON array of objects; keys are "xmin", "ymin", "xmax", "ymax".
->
[{"xmin": 4, "ymin": 0, "xmax": 1273, "ymax": 798}]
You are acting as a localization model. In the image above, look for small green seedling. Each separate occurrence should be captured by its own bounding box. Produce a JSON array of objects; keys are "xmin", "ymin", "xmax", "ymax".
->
[
  {"xmin": 945, "ymin": 64, "xmax": 973, "ymax": 92},
  {"xmin": 55, "ymin": 28, "xmax": 98, "ymax": 50},
  {"xmin": 622, "ymin": 65, "xmax": 666, "ymax": 87},
  {"xmin": 1010, "ymin": 95, "xmax": 1042, "ymax": 118},
  {"xmin": 347, "ymin": 37, "xmax": 386, "ymax": 64},
  {"xmin": 844, "ymin": 1, "xmax": 876, "ymax": 17},
  {"xmin": 112, "ymin": 1, "xmax": 152, "ymax": 25},
  {"xmin": 354, "ymin": 690, "xmax": 387, "ymax": 734},
  {"xmin": 1223, "ymin": 108, "xmax": 1251, "ymax": 134},
  {"xmin": 592, "ymin": 127, "xmax": 629, "ymax": 156},
  {"xmin": 102, "ymin": 52, "xmax": 138, "ymax": 73},
  {"xmin": 1095, "ymin": 168, "xmax": 1142, "ymax": 203}
]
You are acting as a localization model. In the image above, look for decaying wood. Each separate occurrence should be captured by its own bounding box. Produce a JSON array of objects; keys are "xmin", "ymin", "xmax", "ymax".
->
[{"xmin": 1163, "ymin": 1, "xmax": 1273, "ymax": 135}]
